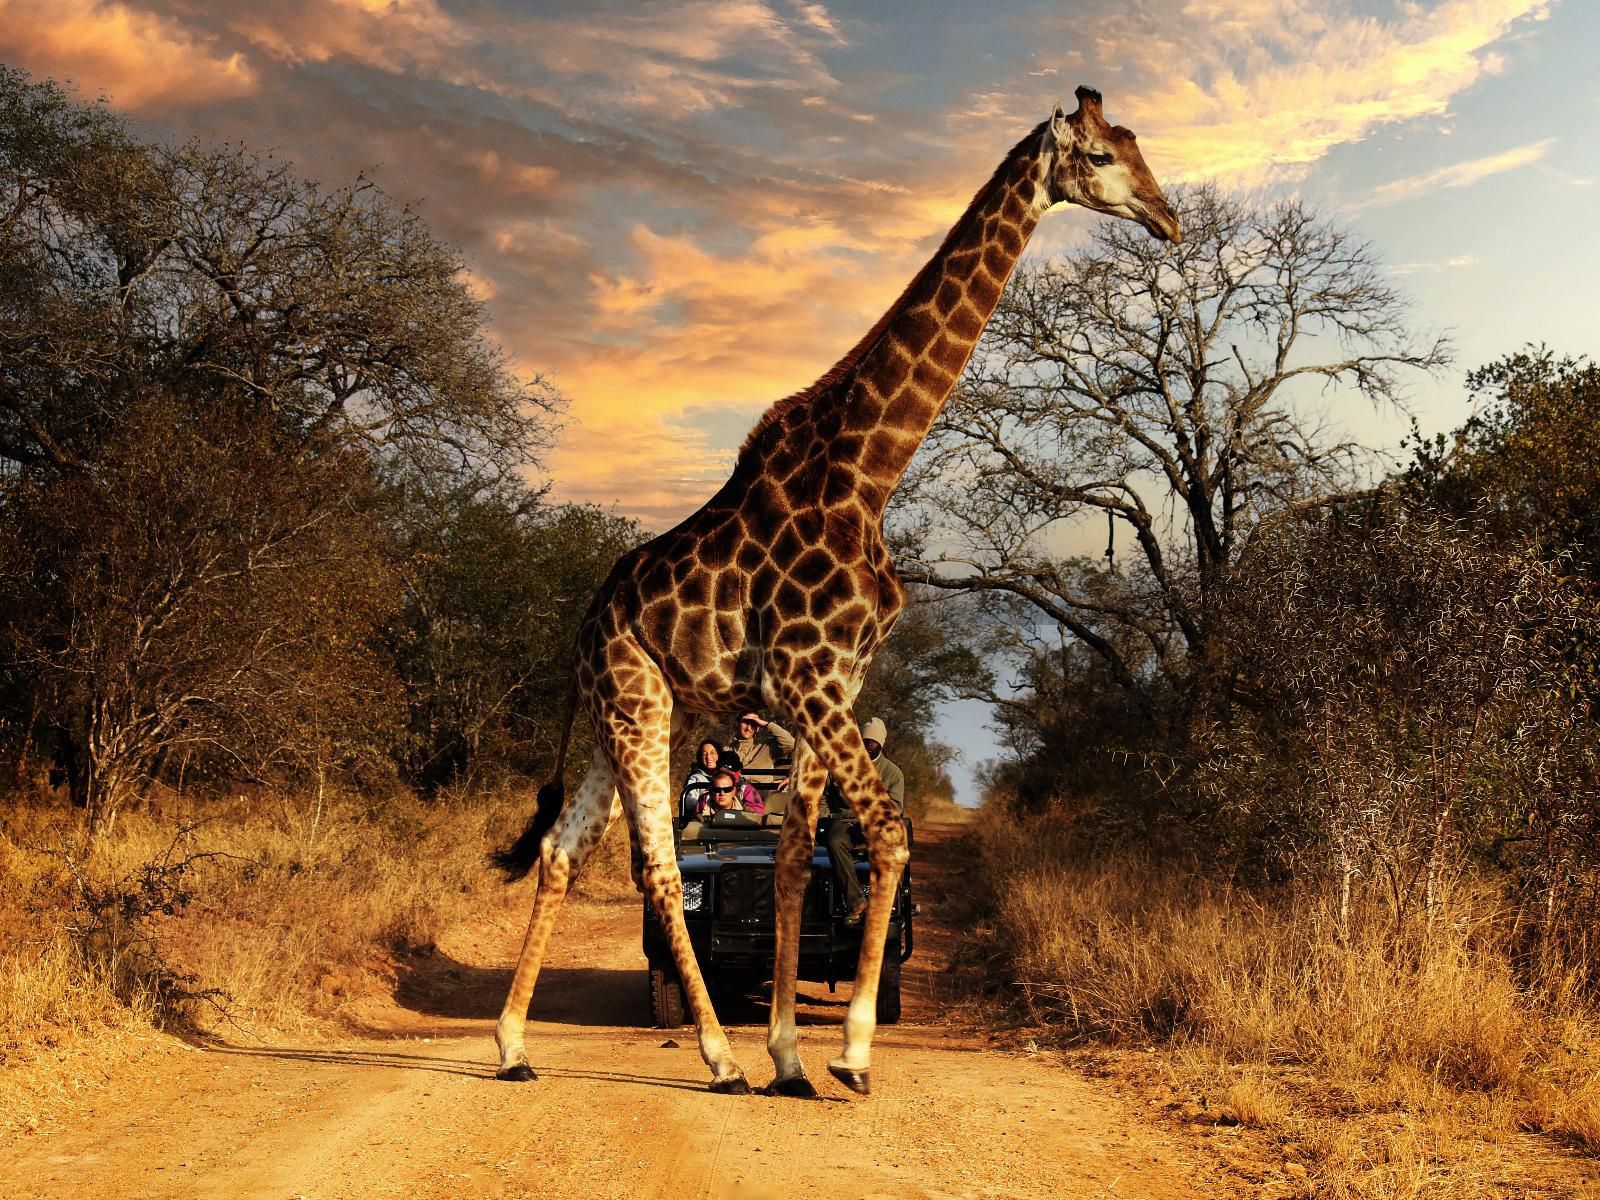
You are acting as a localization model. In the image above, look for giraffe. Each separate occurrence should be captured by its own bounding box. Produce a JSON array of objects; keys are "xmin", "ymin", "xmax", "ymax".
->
[{"xmin": 490, "ymin": 86, "xmax": 1180, "ymax": 1096}]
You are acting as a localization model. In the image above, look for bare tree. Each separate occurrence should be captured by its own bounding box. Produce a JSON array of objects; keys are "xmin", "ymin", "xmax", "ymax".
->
[{"xmin": 904, "ymin": 184, "xmax": 1449, "ymax": 711}]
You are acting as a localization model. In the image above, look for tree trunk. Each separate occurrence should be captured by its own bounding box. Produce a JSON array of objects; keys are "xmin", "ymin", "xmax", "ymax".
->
[{"xmin": 82, "ymin": 703, "xmax": 145, "ymax": 847}]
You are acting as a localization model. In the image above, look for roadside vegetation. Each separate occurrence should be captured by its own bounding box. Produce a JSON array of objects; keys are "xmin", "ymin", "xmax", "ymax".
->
[
  {"xmin": 0, "ymin": 782, "xmax": 651, "ymax": 1135},
  {"xmin": 918, "ymin": 185, "xmax": 1600, "ymax": 1197}
]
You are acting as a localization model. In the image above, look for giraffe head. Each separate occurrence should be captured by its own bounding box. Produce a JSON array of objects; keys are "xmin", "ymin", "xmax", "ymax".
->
[{"xmin": 1044, "ymin": 85, "xmax": 1181, "ymax": 244}]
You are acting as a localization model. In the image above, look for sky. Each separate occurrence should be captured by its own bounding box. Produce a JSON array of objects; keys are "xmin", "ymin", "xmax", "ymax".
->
[{"xmin": 3, "ymin": 0, "xmax": 1595, "ymax": 800}]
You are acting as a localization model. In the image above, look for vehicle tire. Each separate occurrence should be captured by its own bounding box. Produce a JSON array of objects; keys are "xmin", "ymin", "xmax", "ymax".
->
[
  {"xmin": 875, "ymin": 952, "xmax": 902, "ymax": 1025},
  {"xmin": 650, "ymin": 964, "xmax": 688, "ymax": 1028}
]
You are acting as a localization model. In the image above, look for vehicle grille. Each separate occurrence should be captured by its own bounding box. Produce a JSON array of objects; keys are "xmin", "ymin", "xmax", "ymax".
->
[
  {"xmin": 717, "ymin": 866, "xmax": 775, "ymax": 920},
  {"xmin": 716, "ymin": 866, "xmax": 830, "ymax": 921}
]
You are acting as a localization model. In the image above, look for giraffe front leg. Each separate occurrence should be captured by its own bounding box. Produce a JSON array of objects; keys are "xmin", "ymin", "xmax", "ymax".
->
[
  {"xmin": 829, "ymin": 814, "xmax": 908, "ymax": 1095},
  {"xmin": 765, "ymin": 746, "xmax": 826, "ymax": 1097},
  {"xmin": 495, "ymin": 750, "xmax": 616, "ymax": 1080},
  {"xmin": 641, "ymin": 853, "xmax": 749, "ymax": 1092}
]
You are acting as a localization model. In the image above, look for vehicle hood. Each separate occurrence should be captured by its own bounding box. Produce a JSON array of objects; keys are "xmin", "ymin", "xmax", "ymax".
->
[{"xmin": 677, "ymin": 841, "xmax": 831, "ymax": 872}]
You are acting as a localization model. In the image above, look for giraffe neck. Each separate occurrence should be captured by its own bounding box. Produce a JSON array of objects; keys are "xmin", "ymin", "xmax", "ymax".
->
[{"xmin": 836, "ymin": 130, "xmax": 1050, "ymax": 512}]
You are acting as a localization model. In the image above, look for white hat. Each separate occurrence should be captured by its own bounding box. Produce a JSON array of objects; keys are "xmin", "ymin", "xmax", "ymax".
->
[{"xmin": 861, "ymin": 717, "xmax": 887, "ymax": 745}]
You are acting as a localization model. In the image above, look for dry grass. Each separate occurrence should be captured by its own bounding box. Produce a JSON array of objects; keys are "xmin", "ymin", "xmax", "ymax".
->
[
  {"xmin": 0, "ymin": 782, "xmax": 637, "ymax": 1137},
  {"xmin": 963, "ymin": 810, "xmax": 1600, "ymax": 1197}
]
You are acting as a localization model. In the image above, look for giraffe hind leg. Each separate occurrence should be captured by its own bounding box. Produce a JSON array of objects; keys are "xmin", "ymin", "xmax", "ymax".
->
[
  {"xmin": 600, "ymin": 679, "xmax": 747, "ymax": 1092},
  {"xmin": 764, "ymin": 743, "xmax": 826, "ymax": 1097},
  {"xmin": 493, "ymin": 747, "xmax": 616, "ymax": 1081}
]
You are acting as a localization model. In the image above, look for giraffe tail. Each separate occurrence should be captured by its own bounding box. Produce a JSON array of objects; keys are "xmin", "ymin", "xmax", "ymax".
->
[
  {"xmin": 489, "ymin": 779, "xmax": 565, "ymax": 882},
  {"xmin": 490, "ymin": 676, "xmax": 579, "ymax": 883}
]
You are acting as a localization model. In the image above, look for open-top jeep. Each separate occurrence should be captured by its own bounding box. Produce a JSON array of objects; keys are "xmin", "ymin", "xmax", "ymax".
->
[{"xmin": 642, "ymin": 767, "xmax": 914, "ymax": 1027}]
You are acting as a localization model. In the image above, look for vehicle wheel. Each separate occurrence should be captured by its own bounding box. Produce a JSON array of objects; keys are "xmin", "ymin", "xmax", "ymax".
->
[
  {"xmin": 650, "ymin": 964, "xmax": 688, "ymax": 1028},
  {"xmin": 875, "ymin": 952, "xmax": 902, "ymax": 1025}
]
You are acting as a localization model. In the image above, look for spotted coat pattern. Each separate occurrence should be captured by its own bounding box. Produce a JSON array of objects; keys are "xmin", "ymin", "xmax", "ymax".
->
[{"xmin": 492, "ymin": 88, "xmax": 1180, "ymax": 1095}]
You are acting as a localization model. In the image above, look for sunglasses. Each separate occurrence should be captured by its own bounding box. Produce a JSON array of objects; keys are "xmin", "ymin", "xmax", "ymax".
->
[{"xmin": 713, "ymin": 786, "xmax": 735, "ymax": 794}]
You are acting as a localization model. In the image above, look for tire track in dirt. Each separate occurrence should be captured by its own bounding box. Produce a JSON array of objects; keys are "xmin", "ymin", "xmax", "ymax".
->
[{"xmin": 3, "ymin": 819, "xmax": 1224, "ymax": 1199}]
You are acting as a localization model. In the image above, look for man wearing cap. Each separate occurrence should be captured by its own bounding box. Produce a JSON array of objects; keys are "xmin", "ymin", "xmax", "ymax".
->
[{"xmin": 825, "ymin": 716, "xmax": 906, "ymax": 925}]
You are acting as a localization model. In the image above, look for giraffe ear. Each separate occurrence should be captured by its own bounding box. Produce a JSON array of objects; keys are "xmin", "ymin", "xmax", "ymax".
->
[{"xmin": 1050, "ymin": 102, "xmax": 1070, "ymax": 141}]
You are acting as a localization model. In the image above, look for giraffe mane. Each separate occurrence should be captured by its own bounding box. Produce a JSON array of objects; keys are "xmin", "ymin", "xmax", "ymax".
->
[{"xmin": 736, "ymin": 119, "xmax": 1052, "ymax": 461}]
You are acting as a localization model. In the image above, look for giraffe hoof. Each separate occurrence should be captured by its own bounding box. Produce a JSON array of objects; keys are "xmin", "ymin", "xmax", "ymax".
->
[
  {"xmin": 495, "ymin": 1063, "xmax": 538, "ymax": 1082},
  {"xmin": 764, "ymin": 1075, "xmax": 818, "ymax": 1099},
  {"xmin": 709, "ymin": 1073, "xmax": 751, "ymax": 1095},
  {"xmin": 827, "ymin": 1063, "xmax": 871, "ymax": 1095}
]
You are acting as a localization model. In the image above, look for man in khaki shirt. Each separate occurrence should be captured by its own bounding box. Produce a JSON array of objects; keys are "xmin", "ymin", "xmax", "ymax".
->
[
  {"xmin": 826, "ymin": 716, "xmax": 906, "ymax": 925},
  {"xmin": 732, "ymin": 711, "xmax": 794, "ymax": 776}
]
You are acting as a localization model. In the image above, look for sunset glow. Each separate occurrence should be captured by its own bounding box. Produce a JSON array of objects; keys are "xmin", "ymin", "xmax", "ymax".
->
[{"xmin": 1, "ymin": 0, "xmax": 1593, "ymax": 529}]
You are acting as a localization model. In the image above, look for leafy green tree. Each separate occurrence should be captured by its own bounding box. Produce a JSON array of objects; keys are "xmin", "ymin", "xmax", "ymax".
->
[
  {"xmin": 385, "ymin": 474, "xmax": 645, "ymax": 790},
  {"xmin": 0, "ymin": 67, "xmax": 561, "ymax": 833},
  {"xmin": 0, "ymin": 397, "xmax": 399, "ymax": 835},
  {"xmin": 1407, "ymin": 348, "xmax": 1599, "ymax": 573}
]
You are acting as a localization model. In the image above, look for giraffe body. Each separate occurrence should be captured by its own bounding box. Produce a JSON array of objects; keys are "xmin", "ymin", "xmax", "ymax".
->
[{"xmin": 491, "ymin": 87, "xmax": 1179, "ymax": 1094}]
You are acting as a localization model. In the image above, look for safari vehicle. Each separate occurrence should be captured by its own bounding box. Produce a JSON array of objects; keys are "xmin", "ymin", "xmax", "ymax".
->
[{"xmin": 642, "ymin": 767, "xmax": 914, "ymax": 1028}]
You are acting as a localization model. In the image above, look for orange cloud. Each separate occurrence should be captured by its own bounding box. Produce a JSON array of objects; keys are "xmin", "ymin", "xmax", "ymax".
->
[
  {"xmin": 506, "ymin": 1, "xmax": 846, "ymax": 116},
  {"xmin": 1108, "ymin": 0, "xmax": 1554, "ymax": 184},
  {"xmin": 225, "ymin": 0, "xmax": 467, "ymax": 78},
  {"xmin": 529, "ymin": 152, "xmax": 1014, "ymax": 520},
  {"xmin": 547, "ymin": 214, "xmax": 918, "ymax": 519},
  {"xmin": 0, "ymin": 0, "xmax": 256, "ymax": 108},
  {"xmin": 536, "ymin": 0, "xmax": 1561, "ymax": 528}
]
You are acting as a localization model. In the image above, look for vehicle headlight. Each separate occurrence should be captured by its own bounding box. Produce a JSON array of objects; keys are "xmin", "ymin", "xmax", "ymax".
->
[{"xmin": 682, "ymin": 879, "xmax": 707, "ymax": 912}]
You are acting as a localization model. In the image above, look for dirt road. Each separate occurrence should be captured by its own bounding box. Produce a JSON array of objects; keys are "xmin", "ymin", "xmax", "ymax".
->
[{"xmin": 4, "ymin": 821, "xmax": 1219, "ymax": 1199}]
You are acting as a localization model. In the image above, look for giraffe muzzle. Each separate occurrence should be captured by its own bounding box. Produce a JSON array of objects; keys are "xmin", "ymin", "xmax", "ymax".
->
[{"xmin": 1143, "ymin": 202, "xmax": 1182, "ymax": 244}]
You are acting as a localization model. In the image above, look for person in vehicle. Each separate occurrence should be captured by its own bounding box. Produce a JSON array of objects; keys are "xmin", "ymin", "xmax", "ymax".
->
[
  {"xmin": 704, "ymin": 770, "xmax": 742, "ymax": 814},
  {"xmin": 732, "ymin": 711, "xmax": 794, "ymax": 777},
  {"xmin": 825, "ymin": 717, "xmax": 905, "ymax": 925},
  {"xmin": 697, "ymin": 752, "xmax": 766, "ymax": 818},
  {"xmin": 679, "ymin": 738, "xmax": 723, "ymax": 823}
]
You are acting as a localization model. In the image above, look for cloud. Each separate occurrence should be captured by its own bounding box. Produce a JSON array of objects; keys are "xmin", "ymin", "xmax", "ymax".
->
[
  {"xmin": 784, "ymin": 0, "xmax": 847, "ymax": 46},
  {"xmin": 1036, "ymin": 0, "xmax": 1554, "ymax": 185},
  {"xmin": 1364, "ymin": 138, "xmax": 1554, "ymax": 208},
  {"xmin": 0, "ymin": 0, "xmax": 257, "ymax": 108},
  {"xmin": 224, "ymin": 0, "xmax": 464, "ymax": 75},
  {"xmin": 1541, "ymin": 164, "xmax": 1594, "ymax": 188},
  {"xmin": 0, "ymin": 0, "xmax": 1565, "ymax": 528},
  {"xmin": 545, "ymin": 209, "xmax": 932, "ymax": 515},
  {"xmin": 1389, "ymin": 254, "xmax": 1481, "ymax": 276},
  {"xmin": 461, "ymin": 0, "xmax": 850, "ymax": 119}
]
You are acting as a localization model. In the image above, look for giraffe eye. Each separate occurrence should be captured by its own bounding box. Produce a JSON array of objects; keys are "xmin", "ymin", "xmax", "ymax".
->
[{"xmin": 1088, "ymin": 152, "xmax": 1115, "ymax": 167}]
